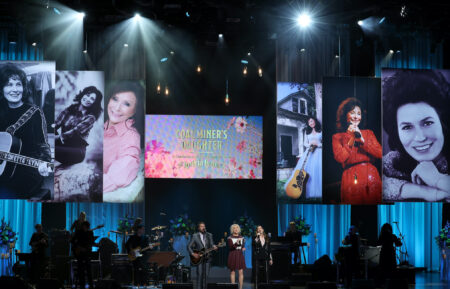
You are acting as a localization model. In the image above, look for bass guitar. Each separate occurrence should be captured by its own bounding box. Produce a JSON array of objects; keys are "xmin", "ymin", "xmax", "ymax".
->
[
  {"xmin": 0, "ymin": 132, "xmax": 53, "ymax": 177},
  {"xmin": 285, "ymin": 145, "xmax": 316, "ymax": 199},
  {"xmin": 128, "ymin": 242, "xmax": 161, "ymax": 261},
  {"xmin": 190, "ymin": 241, "xmax": 226, "ymax": 266}
]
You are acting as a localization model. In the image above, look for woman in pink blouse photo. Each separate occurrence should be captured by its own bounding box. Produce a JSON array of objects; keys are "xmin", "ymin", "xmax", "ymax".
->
[{"xmin": 103, "ymin": 81, "xmax": 145, "ymax": 201}]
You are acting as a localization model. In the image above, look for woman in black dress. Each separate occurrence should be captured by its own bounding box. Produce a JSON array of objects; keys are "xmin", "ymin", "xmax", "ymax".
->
[
  {"xmin": 228, "ymin": 224, "xmax": 246, "ymax": 289},
  {"xmin": 252, "ymin": 225, "xmax": 273, "ymax": 286},
  {"xmin": 377, "ymin": 223, "xmax": 402, "ymax": 279}
]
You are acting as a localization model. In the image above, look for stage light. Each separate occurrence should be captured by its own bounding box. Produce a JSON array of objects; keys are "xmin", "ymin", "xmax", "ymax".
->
[
  {"xmin": 160, "ymin": 57, "xmax": 168, "ymax": 62},
  {"xmin": 247, "ymin": 52, "xmax": 251, "ymax": 56},
  {"xmin": 218, "ymin": 33, "xmax": 223, "ymax": 38},
  {"xmin": 335, "ymin": 54, "xmax": 339, "ymax": 58},
  {"xmin": 357, "ymin": 20, "xmax": 363, "ymax": 26},
  {"xmin": 83, "ymin": 49, "xmax": 87, "ymax": 54},
  {"xmin": 134, "ymin": 13, "xmax": 141, "ymax": 21},
  {"xmin": 297, "ymin": 12, "xmax": 311, "ymax": 28},
  {"xmin": 225, "ymin": 93, "xmax": 230, "ymax": 105},
  {"xmin": 389, "ymin": 49, "xmax": 394, "ymax": 54},
  {"xmin": 170, "ymin": 51, "xmax": 174, "ymax": 55},
  {"xmin": 32, "ymin": 42, "xmax": 37, "ymax": 47},
  {"xmin": 396, "ymin": 50, "xmax": 401, "ymax": 53},
  {"xmin": 196, "ymin": 65, "xmax": 202, "ymax": 73},
  {"xmin": 156, "ymin": 82, "xmax": 161, "ymax": 94},
  {"xmin": 124, "ymin": 43, "xmax": 129, "ymax": 47},
  {"xmin": 242, "ymin": 66, "xmax": 248, "ymax": 76},
  {"xmin": 186, "ymin": 11, "xmax": 190, "ymax": 17},
  {"xmin": 300, "ymin": 48, "xmax": 306, "ymax": 52},
  {"xmin": 53, "ymin": 8, "xmax": 61, "ymax": 15},
  {"xmin": 164, "ymin": 86, "xmax": 169, "ymax": 96},
  {"xmin": 400, "ymin": 5, "xmax": 407, "ymax": 18},
  {"xmin": 379, "ymin": 17, "xmax": 386, "ymax": 24},
  {"xmin": 240, "ymin": 60, "xmax": 248, "ymax": 64},
  {"xmin": 258, "ymin": 66, "xmax": 263, "ymax": 77},
  {"xmin": 76, "ymin": 12, "xmax": 85, "ymax": 20}
]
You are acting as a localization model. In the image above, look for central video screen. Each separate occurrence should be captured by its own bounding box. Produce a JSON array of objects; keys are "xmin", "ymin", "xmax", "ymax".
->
[{"xmin": 145, "ymin": 115, "xmax": 263, "ymax": 179}]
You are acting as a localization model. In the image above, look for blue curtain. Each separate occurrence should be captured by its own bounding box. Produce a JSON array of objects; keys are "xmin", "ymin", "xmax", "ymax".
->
[
  {"xmin": 66, "ymin": 202, "xmax": 145, "ymax": 252},
  {"xmin": 278, "ymin": 204, "xmax": 351, "ymax": 264},
  {"xmin": 377, "ymin": 202, "xmax": 442, "ymax": 271}
]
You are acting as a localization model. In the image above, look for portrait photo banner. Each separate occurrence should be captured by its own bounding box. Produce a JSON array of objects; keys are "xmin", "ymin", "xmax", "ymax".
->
[{"xmin": 145, "ymin": 115, "xmax": 263, "ymax": 179}]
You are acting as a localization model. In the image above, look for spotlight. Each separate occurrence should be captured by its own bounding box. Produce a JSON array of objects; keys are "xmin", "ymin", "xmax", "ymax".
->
[
  {"xmin": 76, "ymin": 12, "xmax": 85, "ymax": 20},
  {"xmin": 297, "ymin": 12, "xmax": 311, "ymax": 28},
  {"xmin": 134, "ymin": 13, "xmax": 141, "ymax": 21},
  {"xmin": 400, "ymin": 5, "xmax": 407, "ymax": 18},
  {"xmin": 164, "ymin": 86, "xmax": 169, "ymax": 96},
  {"xmin": 379, "ymin": 17, "xmax": 386, "ymax": 24},
  {"xmin": 335, "ymin": 54, "xmax": 339, "ymax": 58},
  {"xmin": 124, "ymin": 43, "xmax": 129, "ymax": 47},
  {"xmin": 225, "ymin": 93, "xmax": 230, "ymax": 105},
  {"xmin": 186, "ymin": 11, "xmax": 190, "ymax": 18},
  {"xmin": 53, "ymin": 8, "xmax": 61, "ymax": 15},
  {"xmin": 170, "ymin": 51, "xmax": 174, "ymax": 55},
  {"xmin": 247, "ymin": 52, "xmax": 251, "ymax": 56},
  {"xmin": 83, "ymin": 49, "xmax": 87, "ymax": 54},
  {"xmin": 242, "ymin": 66, "xmax": 248, "ymax": 76},
  {"xmin": 300, "ymin": 48, "xmax": 306, "ymax": 52},
  {"xmin": 196, "ymin": 65, "xmax": 202, "ymax": 73},
  {"xmin": 156, "ymin": 82, "xmax": 161, "ymax": 94},
  {"xmin": 218, "ymin": 33, "xmax": 223, "ymax": 38},
  {"xmin": 240, "ymin": 60, "xmax": 249, "ymax": 64},
  {"xmin": 389, "ymin": 49, "xmax": 394, "ymax": 54},
  {"xmin": 160, "ymin": 57, "xmax": 168, "ymax": 62},
  {"xmin": 32, "ymin": 42, "xmax": 37, "ymax": 47},
  {"xmin": 357, "ymin": 20, "xmax": 363, "ymax": 26},
  {"xmin": 396, "ymin": 50, "xmax": 401, "ymax": 53},
  {"xmin": 258, "ymin": 66, "xmax": 263, "ymax": 77}
]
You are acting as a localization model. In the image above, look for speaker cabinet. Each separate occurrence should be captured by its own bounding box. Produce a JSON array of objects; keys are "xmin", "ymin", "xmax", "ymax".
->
[{"xmin": 111, "ymin": 263, "xmax": 133, "ymax": 285}]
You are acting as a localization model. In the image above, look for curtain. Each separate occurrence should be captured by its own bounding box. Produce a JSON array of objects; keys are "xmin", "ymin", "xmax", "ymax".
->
[
  {"xmin": 66, "ymin": 202, "xmax": 145, "ymax": 252},
  {"xmin": 377, "ymin": 202, "xmax": 442, "ymax": 270},
  {"xmin": 278, "ymin": 204, "xmax": 351, "ymax": 264}
]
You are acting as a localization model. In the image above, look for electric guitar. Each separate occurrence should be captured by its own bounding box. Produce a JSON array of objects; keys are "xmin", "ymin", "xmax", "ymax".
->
[
  {"xmin": 0, "ymin": 132, "xmax": 53, "ymax": 177},
  {"xmin": 128, "ymin": 242, "xmax": 161, "ymax": 261},
  {"xmin": 190, "ymin": 241, "xmax": 226, "ymax": 266},
  {"xmin": 285, "ymin": 145, "xmax": 316, "ymax": 199}
]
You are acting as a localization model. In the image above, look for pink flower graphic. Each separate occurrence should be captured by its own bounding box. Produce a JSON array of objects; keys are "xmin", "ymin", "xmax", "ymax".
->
[
  {"xmin": 227, "ymin": 117, "xmax": 236, "ymax": 129},
  {"xmin": 236, "ymin": 140, "xmax": 247, "ymax": 152},
  {"xmin": 234, "ymin": 117, "xmax": 248, "ymax": 134},
  {"xmin": 249, "ymin": 169, "xmax": 256, "ymax": 179},
  {"xmin": 249, "ymin": 157, "xmax": 258, "ymax": 168}
]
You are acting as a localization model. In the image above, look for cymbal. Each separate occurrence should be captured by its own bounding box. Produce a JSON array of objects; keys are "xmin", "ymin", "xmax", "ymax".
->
[
  {"xmin": 151, "ymin": 225, "xmax": 166, "ymax": 230},
  {"xmin": 110, "ymin": 230, "xmax": 124, "ymax": 234}
]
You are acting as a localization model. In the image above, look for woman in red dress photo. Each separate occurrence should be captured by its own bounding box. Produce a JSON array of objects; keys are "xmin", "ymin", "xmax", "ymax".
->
[
  {"xmin": 227, "ymin": 224, "xmax": 246, "ymax": 289},
  {"xmin": 332, "ymin": 97, "xmax": 382, "ymax": 204}
]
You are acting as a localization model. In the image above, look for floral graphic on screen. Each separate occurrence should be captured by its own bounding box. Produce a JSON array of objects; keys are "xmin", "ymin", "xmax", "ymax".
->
[{"xmin": 145, "ymin": 115, "xmax": 263, "ymax": 179}]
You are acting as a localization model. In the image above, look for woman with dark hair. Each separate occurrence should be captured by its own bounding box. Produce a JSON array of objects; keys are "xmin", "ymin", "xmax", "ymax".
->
[
  {"xmin": 103, "ymin": 81, "xmax": 144, "ymax": 193},
  {"xmin": 0, "ymin": 63, "xmax": 52, "ymax": 199},
  {"xmin": 252, "ymin": 225, "xmax": 272, "ymax": 286},
  {"xmin": 377, "ymin": 223, "xmax": 402, "ymax": 279},
  {"xmin": 383, "ymin": 69, "xmax": 450, "ymax": 202},
  {"xmin": 284, "ymin": 117, "xmax": 322, "ymax": 200},
  {"xmin": 332, "ymin": 97, "xmax": 382, "ymax": 204},
  {"xmin": 54, "ymin": 86, "xmax": 103, "ymax": 165}
]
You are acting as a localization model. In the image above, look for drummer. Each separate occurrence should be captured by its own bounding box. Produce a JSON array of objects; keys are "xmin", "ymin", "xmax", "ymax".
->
[{"xmin": 151, "ymin": 225, "xmax": 167, "ymax": 251}]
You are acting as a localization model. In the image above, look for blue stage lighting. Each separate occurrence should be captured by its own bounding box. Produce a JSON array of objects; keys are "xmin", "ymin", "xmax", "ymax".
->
[
  {"xmin": 379, "ymin": 17, "xmax": 386, "ymax": 24},
  {"xmin": 160, "ymin": 57, "xmax": 168, "ymax": 62},
  {"xmin": 297, "ymin": 13, "xmax": 311, "ymax": 28},
  {"xmin": 240, "ymin": 60, "xmax": 249, "ymax": 64},
  {"xmin": 53, "ymin": 8, "xmax": 61, "ymax": 15}
]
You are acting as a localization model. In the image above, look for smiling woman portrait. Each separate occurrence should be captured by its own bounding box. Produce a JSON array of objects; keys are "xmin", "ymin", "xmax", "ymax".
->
[{"xmin": 382, "ymin": 69, "xmax": 450, "ymax": 202}]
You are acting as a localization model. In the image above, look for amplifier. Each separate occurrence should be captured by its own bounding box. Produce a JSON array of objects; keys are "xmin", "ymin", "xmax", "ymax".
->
[
  {"xmin": 111, "ymin": 263, "xmax": 133, "ymax": 285},
  {"xmin": 112, "ymin": 253, "xmax": 129, "ymax": 265}
]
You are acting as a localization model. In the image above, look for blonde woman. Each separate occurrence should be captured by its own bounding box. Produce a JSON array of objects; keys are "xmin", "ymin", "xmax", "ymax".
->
[{"xmin": 227, "ymin": 224, "xmax": 246, "ymax": 289}]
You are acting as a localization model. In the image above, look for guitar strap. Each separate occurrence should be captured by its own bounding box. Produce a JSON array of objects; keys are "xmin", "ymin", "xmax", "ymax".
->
[{"xmin": 6, "ymin": 106, "xmax": 39, "ymax": 136}]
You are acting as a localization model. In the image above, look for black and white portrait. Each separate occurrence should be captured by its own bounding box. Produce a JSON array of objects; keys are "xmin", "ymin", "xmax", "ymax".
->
[
  {"xmin": 382, "ymin": 68, "xmax": 450, "ymax": 202},
  {"xmin": 0, "ymin": 61, "xmax": 55, "ymax": 200},
  {"xmin": 54, "ymin": 71, "xmax": 104, "ymax": 202}
]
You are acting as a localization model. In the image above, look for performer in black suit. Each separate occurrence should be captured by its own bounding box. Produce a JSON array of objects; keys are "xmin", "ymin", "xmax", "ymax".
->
[
  {"xmin": 72, "ymin": 221, "xmax": 94, "ymax": 289},
  {"xmin": 341, "ymin": 225, "xmax": 361, "ymax": 287},
  {"xmin": 188, "ymin": 222, "xmax": 217, "ymax": 289},
  {"xmin": 285, "ymin": 221, "xmax": 302, "ymax": 265},
  {"xmin": 126, "ymin": 224, "xmax": 152, "ymax": 286},
  {"xmin": 252, "ymin": 225, "xmax": 273, "ymax": 287},
  {"xmin": 29, "ymin": 224, "xmax": 48, "ymax": 284}
]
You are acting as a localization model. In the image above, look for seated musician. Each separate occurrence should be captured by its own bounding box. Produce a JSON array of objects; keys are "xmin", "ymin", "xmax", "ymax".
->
[
  {"xmin": 126, "ymin": 224, "xmax": 152, "ymax": 286},
  {"xmin": 285, "ymin": 221, "xmax": 302, "ymax": 265},
  {"xmin": 341, "ymin": 225, "xmax": 361, "ymax": 287},
  {"xmin": 72, "ymin": 221, "xmax": 95, "ymax": 289},
  {"xmin": 29, "ymin": 224, "xmax": 48, "ymax": 284}
]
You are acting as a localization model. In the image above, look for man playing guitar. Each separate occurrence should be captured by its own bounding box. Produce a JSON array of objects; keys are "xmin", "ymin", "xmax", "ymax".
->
[
  {"xmin": 71, "ymin": 221, "xmax": 95, "ymax": 289},
  {"xmin": 126, "ymin": 224, "xmax": 153, "ymax": 286},
  {"xmin": 188, "ymin": 222, "xmax": 218, "ymax": 289},
  {"xmin": 29, "ymin": 224, "xmax": 48, "ymax": 284}
]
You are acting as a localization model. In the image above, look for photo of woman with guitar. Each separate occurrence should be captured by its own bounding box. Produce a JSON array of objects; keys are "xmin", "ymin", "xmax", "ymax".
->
[
  {"xmin": 284, "ymin": 117, "xmax": 322, "ymax": 202},
  {"xmin": 0, "ymin": 62, "xmax": 53, "ymax": 199}
]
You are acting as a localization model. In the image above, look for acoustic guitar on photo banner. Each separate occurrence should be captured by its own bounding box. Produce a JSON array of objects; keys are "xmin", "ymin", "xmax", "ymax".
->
[
  {"xmin": 190, "ymin": 240, "xmax": 226, "ymax": 266},
  {"xmin": 128, "ymin": 242, "xmax": 161, "ymax": 261},
  {"xmin": 285, "ymin": 145, "xmax": 316, "ymax": 199},
  {"xmin": 0, "ymin": 132, "xmax": 53, "ymax": 177}
]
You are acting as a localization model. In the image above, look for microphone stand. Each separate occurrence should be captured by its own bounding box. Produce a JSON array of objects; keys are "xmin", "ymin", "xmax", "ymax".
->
[{"xmin": 393, "ymin": 222, "xmax": 409, "ymax": 266}]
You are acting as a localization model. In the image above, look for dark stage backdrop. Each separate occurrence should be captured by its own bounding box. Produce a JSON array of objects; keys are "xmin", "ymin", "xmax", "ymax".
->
[{"xmin": 146, "ymin": 42, "xmax": 277, "ymax": 240}]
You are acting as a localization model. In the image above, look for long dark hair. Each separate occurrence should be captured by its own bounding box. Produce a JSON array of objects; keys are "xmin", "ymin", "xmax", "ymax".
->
[
  {"xmin": 105, "ymin": 81, "xmax": 144, "ymax": 138},
  {"xmin": 379, "ymin": 223, "xmax": 393, "ymax": 240},
  {"xmin": 336, "ymin": 97, "xmax": 366, "ymax": 132},
  {"xmin": 383, "ymin": 69, "xmax": 449, "ymax": 175},
  {"xmin": 0, "ymin": 63, "xmax": 30, "ymax": 112},
  {"xmin": 67, "ymin": 86, "xmax": 103, "ymax": 120},
  {"xmin": 305, "ymin": 117, "xmax": 322, "ymax": 134}
]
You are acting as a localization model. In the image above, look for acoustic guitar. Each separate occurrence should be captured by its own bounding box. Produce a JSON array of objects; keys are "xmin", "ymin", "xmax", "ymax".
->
[
  {"xmin": 0, "ymin": 132, "xmax": 53, "ymax": 177},
  {"xmin": 128, "ymin": 242, "xmax": 161, "ymax": 261},
  {"xmin": 285, "ymin": 145, "xmax": 316, "ymax": 199},
  {"xmin": 190, "ymin": 241, "xmax": 225, "ymax": 266}
]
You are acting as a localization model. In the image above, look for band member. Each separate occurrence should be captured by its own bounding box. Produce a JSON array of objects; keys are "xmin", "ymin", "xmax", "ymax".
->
[
  {"xmin": 126, "ymin": 224, "xmax": 151, "ymax": 286},
  {"xmin": 332, "ymin": 97, "xmax": 382, "ymax": 204},
  {"xmin": 285, "ymin": 221, "xmax": 302, "ymax": 265},
  {"xmin": 72, "ymin": 221, "xmax": 95, "ymax": 289},
  {"xmin": 0, "ymin": 63, "xmax": 52, "ymax": 199},
  {"xmin": 131, "ymin": 217, "xmax": 143, "ymax": 234},
  {"xmin": 252, "ymin": 225, "xmax": 273, "ymax": 286},
  {"xmin": 188, "ymin": 222, "xmax": 218, "ymax": 289},
  {"xmin": 29, "ymin": 224, "xmax": 48, "ymax": 283},
  {"xmin": 55, "ymin": 86, "xmax": 103, "ymax": 165},
  {"xmin": 377, "ymin": 223, "xmax": 402, "ymax": 279},
  {"xmin": 228, "ymin": 224, "xmax": 246, "ymax": 289},
  {"xmin": 341, "ymin": 225, "xmax": 361, "ymax": 287},
  {"xmin": 70, "ymin": 211, "xmax": 87, "ymax": 234}
]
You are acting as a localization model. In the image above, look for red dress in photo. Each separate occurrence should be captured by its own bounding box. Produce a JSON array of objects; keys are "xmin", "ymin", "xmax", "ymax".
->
[
  {"xmin": 332, "ymin": 129, "xmax": 382, "ymax": 204},
  {"xmin": 227, "ymin": 236, "xmax": 246, "ymax": 270}
]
